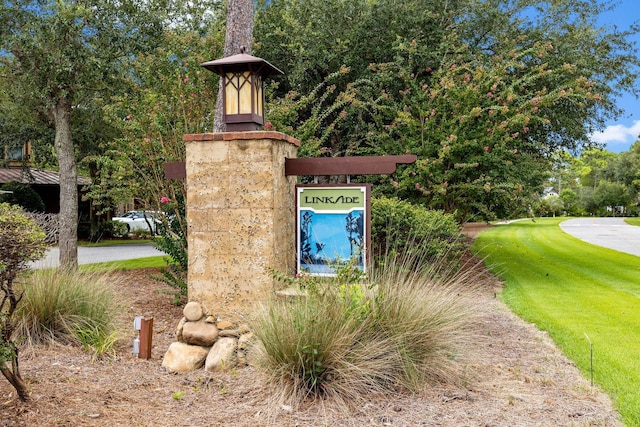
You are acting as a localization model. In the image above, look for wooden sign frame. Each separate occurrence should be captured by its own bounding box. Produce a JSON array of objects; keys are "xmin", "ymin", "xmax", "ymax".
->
[{"xmin": 296, "ymin": 184, "xmax": 371, "ymax": 276}]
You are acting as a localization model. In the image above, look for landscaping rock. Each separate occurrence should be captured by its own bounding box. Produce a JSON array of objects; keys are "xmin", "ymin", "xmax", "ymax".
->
[
  {"xmin": 237, "ymin": 332, "xmax": 255, "ymax": 367},
  {"xmin": 162, "ymin": 342, "xmax": 209, "ymax": 373},
  {"xmin": 182, "ymin": 320, "xmax": 219, "ymax": 347},
  {"xmin": 216, "ymin": 320, "xmax": 235, "ymax": 330},
  {"xmin": 204, "ymin": 337, "xmax": 238, "ymax": 372},
  {"xmin": 183, "ymin": 301, "xmax": 204, "ymax": 322},
  {"xmin": 218, "ymin": 328, "xmax": 240, "ymax": 338},
  {"xmin": 175, "ymin": 317, "xmax": 186, "ymax": 341}
]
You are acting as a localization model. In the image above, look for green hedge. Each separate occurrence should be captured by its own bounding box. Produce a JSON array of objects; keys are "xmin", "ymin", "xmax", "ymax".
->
[{"xmin": 370, "ymin": 196, "xmax": 463, "ymax": 267}]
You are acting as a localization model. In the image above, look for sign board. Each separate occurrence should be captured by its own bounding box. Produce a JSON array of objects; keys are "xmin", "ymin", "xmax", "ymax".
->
[{"xmin": 296, "ymin": 185, "xmax": 370, "ymax": 276}]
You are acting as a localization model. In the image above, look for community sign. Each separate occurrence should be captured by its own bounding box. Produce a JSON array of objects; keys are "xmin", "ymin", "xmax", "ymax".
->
[{"xmin": 296, "ymin": 185, "xmax": 370, "ymax": 276}]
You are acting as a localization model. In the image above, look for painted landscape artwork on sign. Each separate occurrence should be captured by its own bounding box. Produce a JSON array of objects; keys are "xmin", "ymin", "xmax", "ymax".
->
[{"xmin": 297, "ymin": 186, "xmax": 369, "ymax": 275}]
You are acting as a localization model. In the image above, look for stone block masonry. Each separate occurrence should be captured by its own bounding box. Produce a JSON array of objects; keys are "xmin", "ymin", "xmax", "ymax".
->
[{"xmin": 184, "ymin": 131, "xmax": 299, "ymax": 319}]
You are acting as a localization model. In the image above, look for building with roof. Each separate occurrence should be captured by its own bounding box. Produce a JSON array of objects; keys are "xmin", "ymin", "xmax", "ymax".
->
[{"xmin": 1, "ymin": 142, "xmax": 90, "ymax": 215}]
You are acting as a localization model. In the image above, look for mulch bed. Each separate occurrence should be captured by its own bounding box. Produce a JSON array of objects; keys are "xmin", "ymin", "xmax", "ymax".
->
[{"xmin": 0, "ymin": 260, "xmax": 622, "ymax": 426}]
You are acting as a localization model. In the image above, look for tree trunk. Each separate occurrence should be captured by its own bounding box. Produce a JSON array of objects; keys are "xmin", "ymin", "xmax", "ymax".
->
[
  {"xmin": 213, "ymin": 0, "xmax": 255, "ymax": 133},
  {"xmin": 52, "ymin": 97, "xmax": 78, "ymax": 270},
  {"xmin": 0, "ymin": 326, "xmax": 28, "ymax": 401},
  {"xmin": 1, "ymin": 359, "xmax": 28, "ymax": 402}
]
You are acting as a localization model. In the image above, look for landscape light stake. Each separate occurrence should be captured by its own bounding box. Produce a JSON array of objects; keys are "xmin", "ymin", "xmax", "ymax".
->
[
  {"xmin": 133, "ymin": 316, "xmax": 141, "ymax": 356},
  {"xmin": 584, "ymin": 333, "xmax": 593, "ymax": 387},
  {"xmin": 133, "ymin": 316, "xmax": 154, "ymax": 360}
]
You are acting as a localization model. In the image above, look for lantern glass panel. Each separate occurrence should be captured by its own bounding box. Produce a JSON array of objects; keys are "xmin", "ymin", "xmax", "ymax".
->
[
  {"xmin": 255, "ymin": 75, "xmax": 263, "ymax": 118},
  {"xmin": 238, "ymin": 71, "xmax": 253, "ymax": 114},
  {"xmin": 225, "ymin": 72, "xmax": 238, "ymax": 115}
]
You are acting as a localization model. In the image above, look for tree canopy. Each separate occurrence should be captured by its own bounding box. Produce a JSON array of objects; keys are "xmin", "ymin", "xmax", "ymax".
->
[
  {"xmin": 552, "ymin": 142, "xmax": 640, "ymax": 216},
  {"xmin": 256, "ymin": 0, "xmax": 639, "ymax": 221},
  {"xmin": 1, "ymin": 0, "xmax": 638, "ymax": 225},
  {"xmin": 0, "ymin": 0, "xmax": 169, "ymax": 268}
]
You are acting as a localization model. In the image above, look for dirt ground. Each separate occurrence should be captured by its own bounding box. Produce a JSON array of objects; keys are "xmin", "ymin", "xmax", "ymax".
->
[{"xmin": 0, "ymin": 230, "xmax": 623, "ymax": 426}]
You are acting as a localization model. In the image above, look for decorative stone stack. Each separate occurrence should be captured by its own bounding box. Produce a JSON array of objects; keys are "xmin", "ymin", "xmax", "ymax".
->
[{"xmin": 161, "ymin": 301, "xmax": 255, "ymax": 373}]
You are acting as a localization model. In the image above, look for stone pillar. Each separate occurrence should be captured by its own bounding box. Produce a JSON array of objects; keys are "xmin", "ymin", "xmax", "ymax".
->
[{"xmin": 183, "ymin": 131, "xmax": 299, "ymax": 318}]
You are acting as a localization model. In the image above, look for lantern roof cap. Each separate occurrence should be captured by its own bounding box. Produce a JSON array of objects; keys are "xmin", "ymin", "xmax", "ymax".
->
[{"xmin": 201, "ymin": 50, "xmax": 283, "ymax": 77}]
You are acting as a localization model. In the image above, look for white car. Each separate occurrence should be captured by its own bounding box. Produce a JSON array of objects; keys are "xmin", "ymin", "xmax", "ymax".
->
[{"xmin": 112, "ymin": 211, "xmax": 162, "ymax": 234}]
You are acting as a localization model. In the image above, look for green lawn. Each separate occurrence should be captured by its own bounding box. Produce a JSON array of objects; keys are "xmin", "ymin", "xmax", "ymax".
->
[
  {"xmin": 625, "ymin": 217, "xmax": 640, "ymax": 227},
  {"xmin": 79, "ymin": 239, "xmax": 153, "ymax": 247},
  {"xmin": 473, "ymin": 218, "xmax": 640, "ymax": 426},
  {"xmin": 79, "ymin": 256, "xmax": 167, "ymax": 271}
]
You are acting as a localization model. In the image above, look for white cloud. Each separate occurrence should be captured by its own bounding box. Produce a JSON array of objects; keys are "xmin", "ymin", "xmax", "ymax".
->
[{"xmin": 590, "ymin": 120, "xmax": 640, "ymax": 150}]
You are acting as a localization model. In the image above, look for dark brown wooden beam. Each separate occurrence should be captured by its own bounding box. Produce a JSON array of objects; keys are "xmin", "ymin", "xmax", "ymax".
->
[
  {"xmin": 166, "ymin": 155, "xmax": 417, "ymax": 179},
  {"xmin": 285, "ymin": 155, "xmax": 417, "ymax": 176},
  {"xmin": 165, "ymin": 161, "xmax": 186, "ymax": 179}
]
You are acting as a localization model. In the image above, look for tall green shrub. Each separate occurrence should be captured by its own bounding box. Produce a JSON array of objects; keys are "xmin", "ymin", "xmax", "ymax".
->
[
  {"xmin": 0, "ymin": 203, "xmax": 46, "ymax": 401},
  {"xmin": 370, "ymin": 196, "xmax": 464, "ymax": 267},
  {"xmin": 152, "ymin": 206, "xmax": 187, "ymax": 305}
]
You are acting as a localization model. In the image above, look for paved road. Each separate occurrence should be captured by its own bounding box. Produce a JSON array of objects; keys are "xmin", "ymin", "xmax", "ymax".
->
[
  {"xmin": 560, "ymin": 217, "xmax": 640, "ymax": 257},
  {"xmin": 31, "ymin": 244, "xmax": 165, "ymax": 269},
  {"xmin": 29, "ymin": 218, "xmax": 639, "ymax": 268}
]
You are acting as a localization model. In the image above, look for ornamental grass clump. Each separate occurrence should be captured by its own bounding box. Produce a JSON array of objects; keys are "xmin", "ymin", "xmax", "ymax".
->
[
  {"xmin": 14, "ymin": 268, "xmax": 120, "ymax": 358},
  {"xmin": 252, "ymin": 288, "xmax": 401, "ymax": 410},
  {"xmin": 251, "ymin": 254, "xmax": 480, "ymax": 409},
  {"xmin": 369, "ymin": 256, "xmax": 478, "ymax": 390}
]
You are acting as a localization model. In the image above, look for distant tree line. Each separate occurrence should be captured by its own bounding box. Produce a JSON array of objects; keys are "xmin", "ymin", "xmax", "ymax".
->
[{"xmin": 537, "ymin": 141, "xmax": 640, "ymax": 217}]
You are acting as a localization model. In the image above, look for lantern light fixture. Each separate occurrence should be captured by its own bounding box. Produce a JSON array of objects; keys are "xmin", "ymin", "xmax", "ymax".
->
[{"xmin": 201, "ymin": 47, "xmax": 283, "ymax": 132}]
